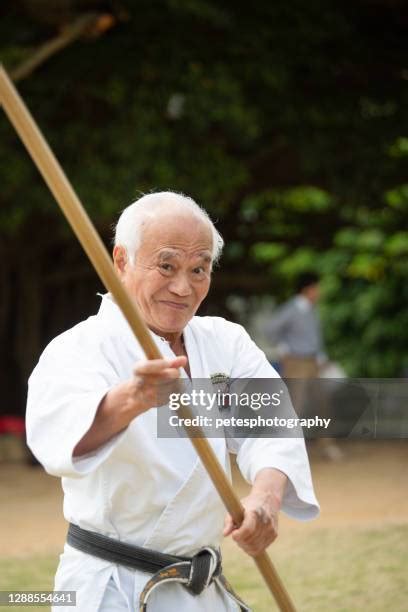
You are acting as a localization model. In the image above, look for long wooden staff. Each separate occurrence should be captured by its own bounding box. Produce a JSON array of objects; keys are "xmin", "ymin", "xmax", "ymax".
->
[{"xmin": 0, "ymin": 64, "xmax": 296, "ymax": 612}]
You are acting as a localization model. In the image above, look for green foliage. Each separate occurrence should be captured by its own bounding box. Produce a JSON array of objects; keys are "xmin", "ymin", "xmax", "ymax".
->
[
  {"xmin": 251, "ymin": 242, "xmax": 288, "ymax": 262},
  {"xmin": 1, "ymin": 0, "xmax": 408, "ymax": 380},
  {"xmin": 388, "ymin": 137, "xmax": 408, "ymax": 158},
  {"xmin": 385, "ymin": 233, "xmax": 408, "ymax": 256},
  {"xmin": 277, "ymin": 187, "xmax": 333, "ymax": 212},
  {"xmin": 385, "ymin": 184, "xmax": 408, "ymax": 210}
]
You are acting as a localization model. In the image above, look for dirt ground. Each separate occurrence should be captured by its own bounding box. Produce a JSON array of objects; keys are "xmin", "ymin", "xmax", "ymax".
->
[{"xmin": 0, "ymin": 440, "xmax": 407, "ymax": 557}]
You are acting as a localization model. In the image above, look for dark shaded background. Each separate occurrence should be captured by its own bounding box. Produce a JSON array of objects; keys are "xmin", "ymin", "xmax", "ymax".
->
[{"xmin": 1, "ymin": 0, "xmax": 408, "ymax": 416}]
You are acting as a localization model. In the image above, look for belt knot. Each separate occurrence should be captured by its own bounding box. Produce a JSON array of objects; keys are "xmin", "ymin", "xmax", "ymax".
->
[{"xmin": 187, "ymin": 546, "xmax": 221, "ymax": 595}]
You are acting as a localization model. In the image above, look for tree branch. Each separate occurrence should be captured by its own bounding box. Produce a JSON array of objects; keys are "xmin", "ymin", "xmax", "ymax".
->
[{"xmin": 10, "ymin": 12, "xmax": 115, "ymax": 83}]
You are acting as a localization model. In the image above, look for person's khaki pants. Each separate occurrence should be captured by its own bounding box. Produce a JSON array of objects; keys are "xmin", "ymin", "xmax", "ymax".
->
[
  {"xmin": 282, "ymin": 355, "xmax": 341, "ymax": 459},
  {"xmin": 282, "ymin": 355, "xmax": 319, "ymax": 415}
]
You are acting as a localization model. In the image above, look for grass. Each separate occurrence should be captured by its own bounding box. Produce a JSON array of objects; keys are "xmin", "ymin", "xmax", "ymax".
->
[
  {"xmin": 221, "ymin": 524, "xmax": 408, "ymax": 611},
  {"xmin": 0, "ymin": 525, "xmax": 406, "ymax": 611},
  {"xmin": 0, "ymin": 557, "xmax": 57, "ymax": 612}
]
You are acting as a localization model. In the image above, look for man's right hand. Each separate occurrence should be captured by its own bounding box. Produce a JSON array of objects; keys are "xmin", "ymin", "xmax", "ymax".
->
[
  {"xmin": 73, "ymin": 356, "xmax": 186, "ymax": 457},
  {"xmin": 130, "ymin": 356, "xmax": 187, "ymax": 413}
]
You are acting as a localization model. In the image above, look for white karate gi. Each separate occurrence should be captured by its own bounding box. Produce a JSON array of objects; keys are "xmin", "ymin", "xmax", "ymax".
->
[{"xmin": 26, "ymin": 294, "xmax": 319, "ymax": 611}]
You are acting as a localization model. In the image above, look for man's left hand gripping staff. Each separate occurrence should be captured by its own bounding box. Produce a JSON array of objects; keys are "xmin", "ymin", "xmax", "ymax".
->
[{"xmin": 223, "ymin": 468, "xmax": 287, "ymax": 556}]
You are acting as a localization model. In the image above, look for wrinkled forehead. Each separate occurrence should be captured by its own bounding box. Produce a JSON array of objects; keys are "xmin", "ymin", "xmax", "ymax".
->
[
  {"xmin": 139, "ymin": 213, "xmax": 213, "ymax": 258},
  {"xmin": 157, "ymin": 248, "xmax": 212, "ymax": 264}
]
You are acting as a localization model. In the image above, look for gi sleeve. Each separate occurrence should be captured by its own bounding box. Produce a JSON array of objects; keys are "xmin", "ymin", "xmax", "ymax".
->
[
  {"xmin": 26, "ymin": 324, "xmax": 126, "ymax": 478},
  {"xmin": 226, "ymin": 322, "xmax": 320, "ymax": 521}
]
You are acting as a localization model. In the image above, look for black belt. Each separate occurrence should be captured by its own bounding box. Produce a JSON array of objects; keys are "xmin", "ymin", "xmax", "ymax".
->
[{"xmin": 67, "ymin": 523, "xmax": 251, "ymax": 611}]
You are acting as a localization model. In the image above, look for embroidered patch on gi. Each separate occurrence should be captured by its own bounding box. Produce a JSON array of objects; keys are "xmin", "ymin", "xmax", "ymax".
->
[
  {"xmin": 210, "ymin": 373, "xmax": 232, "ymax": 411},
  {"xmin": 210, "ymin": 372, "xmax": 230, "ymax": 385}
]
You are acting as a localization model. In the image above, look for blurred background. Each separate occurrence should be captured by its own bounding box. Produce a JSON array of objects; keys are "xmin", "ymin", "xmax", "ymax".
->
[{"xmin": 0, "ymin": 1, "xmax": 407, "ymax": 610}]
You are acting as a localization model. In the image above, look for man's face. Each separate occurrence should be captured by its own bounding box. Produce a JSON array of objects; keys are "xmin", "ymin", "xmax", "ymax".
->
[
  {"xmin": 113, "ymin": 214, "xmax": 213, "ymax": 339},
  {"xmin": 304, "ymin": 283, "xmax": 320, "ymax": 304}
]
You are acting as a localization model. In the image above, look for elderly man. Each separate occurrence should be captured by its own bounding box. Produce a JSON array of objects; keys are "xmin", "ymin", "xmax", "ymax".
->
[{"xmin": 27, "ymin": 192, "xmax": 319, "ymax": 612}]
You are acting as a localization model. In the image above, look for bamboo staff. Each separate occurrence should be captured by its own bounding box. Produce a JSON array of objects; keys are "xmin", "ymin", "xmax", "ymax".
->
[{"xmin": 0, "ymin": 64, "xmax": 296, "ymax": 612}]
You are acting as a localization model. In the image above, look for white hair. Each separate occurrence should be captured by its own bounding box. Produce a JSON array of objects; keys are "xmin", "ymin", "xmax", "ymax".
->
[{"xmin": 114, "ymin": 191, "xmax": 224, "ymax": 264}]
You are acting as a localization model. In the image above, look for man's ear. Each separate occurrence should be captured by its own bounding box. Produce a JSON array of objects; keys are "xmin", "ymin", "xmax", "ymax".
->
[{"xmin": 113, "ymin": 245, "xmax": 128, "ymax": 276}]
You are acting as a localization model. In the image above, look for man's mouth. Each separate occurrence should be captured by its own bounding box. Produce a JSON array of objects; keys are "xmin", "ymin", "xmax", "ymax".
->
[{"xmin": 159, "ymin": 300, "xmax": 189, "ymax": 310}]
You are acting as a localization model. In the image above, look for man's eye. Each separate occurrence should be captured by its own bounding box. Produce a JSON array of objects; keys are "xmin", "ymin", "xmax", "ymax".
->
[
  {"xmin": 192, "ymin": 267, "xmax": 207, "ymax": 276},
  {"xmin": 159, "ymin": 263, "xmax": 173, "ymax": 273}
]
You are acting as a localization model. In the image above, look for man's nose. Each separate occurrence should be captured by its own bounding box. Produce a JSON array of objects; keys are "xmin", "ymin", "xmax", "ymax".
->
[{"xmin": 168, "ymin": 273, "xmax": 193, "ymax": 296}]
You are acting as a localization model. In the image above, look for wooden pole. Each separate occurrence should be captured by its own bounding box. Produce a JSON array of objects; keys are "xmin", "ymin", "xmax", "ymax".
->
[{"xmin": 0, "ymin": 64, "xmax": 297, "ymax": 612}]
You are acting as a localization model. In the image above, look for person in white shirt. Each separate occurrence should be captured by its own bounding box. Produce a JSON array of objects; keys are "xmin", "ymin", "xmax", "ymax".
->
[{"xmin": 26, "ymin": 191, "xmax": 319, "ymax": 611}]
